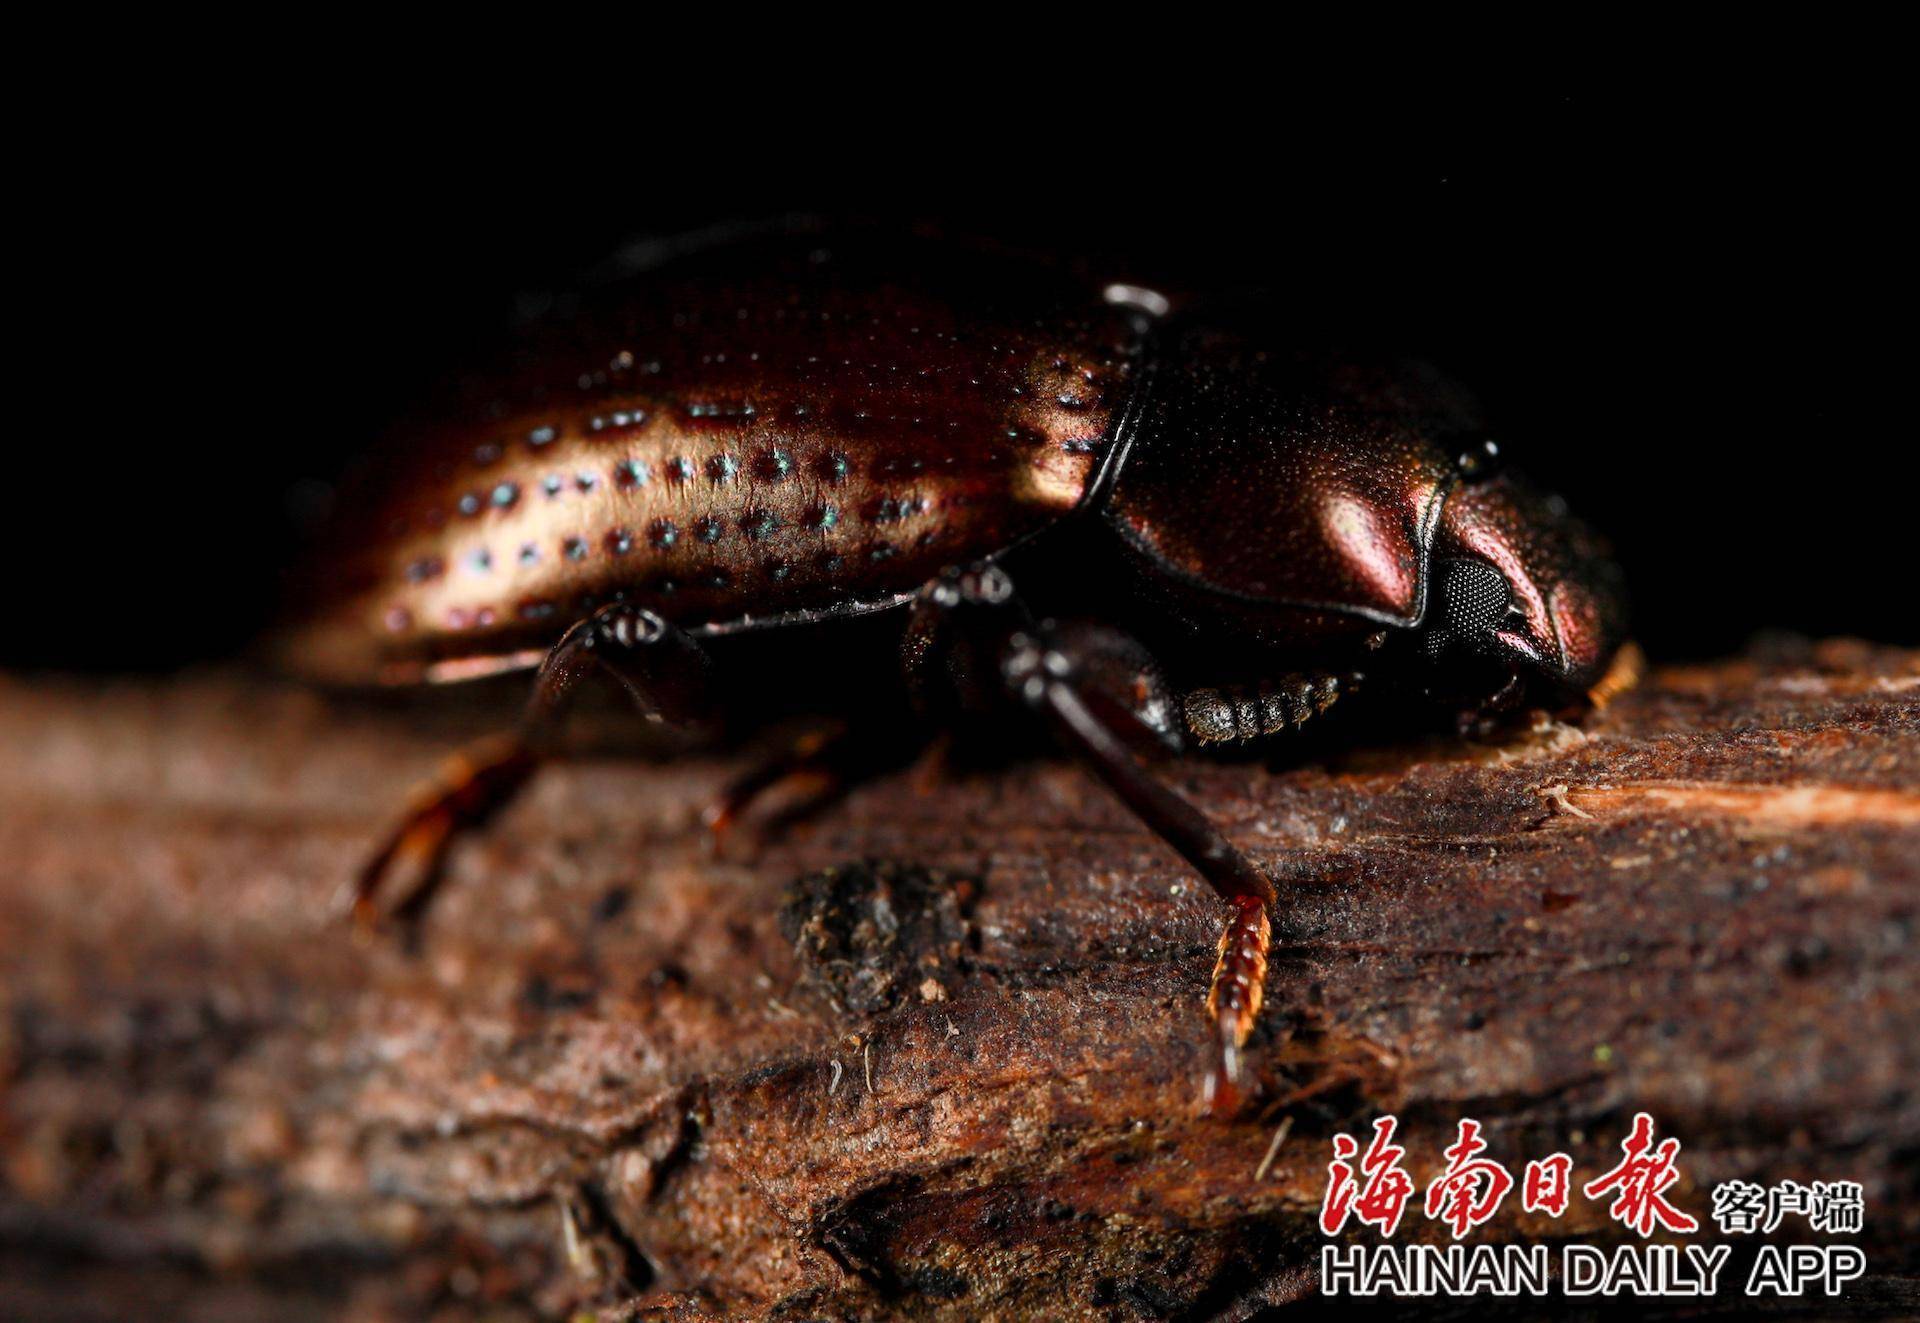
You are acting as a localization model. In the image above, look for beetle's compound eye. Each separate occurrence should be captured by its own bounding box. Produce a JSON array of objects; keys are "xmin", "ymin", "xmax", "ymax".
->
[
  {"xmin": 1437, "ymin": 557, "xmax": 1512, "ymax": 636},
  {"xmin": 1421, "ymin": 558, "xmax": 1514, "ymax": 663},
  {"xmin": 1454, "ymin": 435, "xmax": 1503, "ymax": 482}
]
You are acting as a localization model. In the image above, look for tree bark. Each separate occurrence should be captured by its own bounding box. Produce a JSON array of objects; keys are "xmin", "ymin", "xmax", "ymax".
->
[{"xmin": 1, "ymin": 639, "xmax": 1915, "ymax": 1320}]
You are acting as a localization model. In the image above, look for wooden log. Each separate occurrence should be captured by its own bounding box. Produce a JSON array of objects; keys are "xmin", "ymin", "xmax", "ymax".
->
[{"xmin": 0, "ymin": 639, "xmax": 1915, "ymax": 1319}]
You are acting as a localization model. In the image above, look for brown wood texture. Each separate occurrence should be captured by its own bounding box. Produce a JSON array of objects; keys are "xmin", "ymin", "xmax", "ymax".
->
[{"xmin": 1, "ymin": 639, "xmax": 1915, "ymax": 1320}]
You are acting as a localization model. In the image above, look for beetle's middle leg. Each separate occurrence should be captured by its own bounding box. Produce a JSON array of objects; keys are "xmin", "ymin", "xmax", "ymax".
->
[
  {"xmin": 354, "ymin": 603, "xmax": 715, "ymax": 926},
  {"xmin": 907, "ymin": 564, "xmax": 1276, "ymax": 1116},
  {"xmin": 697, "ymin": 716, "xmax": 931, "ymax": 856}
]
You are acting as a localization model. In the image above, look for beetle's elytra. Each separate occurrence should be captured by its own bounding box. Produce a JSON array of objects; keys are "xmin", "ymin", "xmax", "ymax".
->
[
  {"xmin": 285, "ymin": 235, "xmax": 1139, "ymax": 686},
  {"xmin": 285, "ymin": 227, "xmax": 1627, "ymax": 1114}
]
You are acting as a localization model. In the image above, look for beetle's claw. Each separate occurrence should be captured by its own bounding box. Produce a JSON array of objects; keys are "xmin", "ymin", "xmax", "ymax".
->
[
  {"xmin": 697, "ymin": 799, "xmax": 741, "ymax": 861},
  {"xmin": 700, "ymin": 726, "xmax": 845, "ymax": 860},
  {"xmin": 348, "ymin": 889, "xmax": 382, "ymax": 935},
  {"xmin": 1200, "ymin": 1028, "xmax": 1248, "ymax": 1118},
  {"xmin": 1200, "ymin": 1057, "xmax": 1240, "ymax": 1118},
  {"xmin": 698, "ymin": 780, "xmax": 774, "ymax": 862},
  {"xmin": 350, "ymin": 810, "xmax": 455, "ymax": 931}
]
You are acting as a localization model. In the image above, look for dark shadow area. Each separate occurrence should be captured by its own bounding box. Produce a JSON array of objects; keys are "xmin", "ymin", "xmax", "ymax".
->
[{"xmin": 14, "ymin": 91, "xmax": 1907, "ymax": 672}]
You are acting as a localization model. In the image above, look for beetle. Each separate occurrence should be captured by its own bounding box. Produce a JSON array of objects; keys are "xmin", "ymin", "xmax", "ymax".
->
[{"xmin": 282, "ymin": 227, "xmax": 1628, "ymax": 1114}]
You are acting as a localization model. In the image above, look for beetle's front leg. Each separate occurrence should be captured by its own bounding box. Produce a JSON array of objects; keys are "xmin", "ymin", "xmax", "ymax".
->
[
  {"xmin": 354, "ymin": 603, "xmax": 715, "ymax": 927},
  {"xmin": 908, "ymin": 565, "xmax": 1275, "ymax": 1116}
]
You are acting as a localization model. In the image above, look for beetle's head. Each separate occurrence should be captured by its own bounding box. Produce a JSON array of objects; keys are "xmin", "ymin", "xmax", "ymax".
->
[
  {"xmin": 1101, "ymin": 341, "xmax": 1627, "ymax": 711},
  {"xmin": 1417, "ymin": 438, "xmax": 1627, "ymax": 709}
]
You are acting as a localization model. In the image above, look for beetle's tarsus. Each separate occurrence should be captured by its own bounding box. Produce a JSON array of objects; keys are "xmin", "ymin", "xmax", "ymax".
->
[
  {"xmin": 700, "ymin": 721, "xmax": 915, "ymax": 855},
  {"xmin": 699, "ymin": 725, "xmax": 841, "ymax": 854},
  {"xmin": 1201, "ymin": 1042, "xmax": 1245, "ymax": 1118},
  {"xmin": 352, "ymin": 735, "xmax": 537, "ymax": 925},
  {"xmin": 1201, "ymin": 894, "xmax": 1271, "ymax": 1116},
  {"xmin": 1588, "ymin": 639, "xmax": 1645, "ymax": 710}
]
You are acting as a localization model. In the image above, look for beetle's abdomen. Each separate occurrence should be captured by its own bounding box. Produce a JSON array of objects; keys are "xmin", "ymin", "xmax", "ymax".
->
[{"xmin": 283, "ymin": 241, "xmax": 1138, "ymax": 684}]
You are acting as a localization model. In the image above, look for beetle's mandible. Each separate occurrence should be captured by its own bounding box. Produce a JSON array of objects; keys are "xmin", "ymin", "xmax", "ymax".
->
[{"xmin": 282, "ymin": 229, "xmax": 1629, "ymax": 1114}]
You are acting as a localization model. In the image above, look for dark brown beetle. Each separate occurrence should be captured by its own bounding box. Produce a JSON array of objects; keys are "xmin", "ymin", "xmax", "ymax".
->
[{"xmin": 282, "ymin": 228, "xmax": 1628, "ymax": 1113}]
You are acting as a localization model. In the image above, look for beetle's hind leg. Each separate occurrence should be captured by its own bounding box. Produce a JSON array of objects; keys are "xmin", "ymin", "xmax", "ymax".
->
[
  {"xmin": 699, "ymin": 718, "xmax": 926, "ymax": 857},
  {"xmin": 911, "ymin": 565, "xmax": 1276, "ymax": 1116},
  {"xmin": 353, "ymin": 603, "xmax": 715, "ymax": 928}
]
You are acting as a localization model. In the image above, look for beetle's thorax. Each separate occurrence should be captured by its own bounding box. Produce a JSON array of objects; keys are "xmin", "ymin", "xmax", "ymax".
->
[{"xmin": 1098, "ymin": 328, "xmax": 1474, "ymax": 653}]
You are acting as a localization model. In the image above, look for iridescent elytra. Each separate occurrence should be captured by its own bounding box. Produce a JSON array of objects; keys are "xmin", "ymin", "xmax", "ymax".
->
[{"xmin": 282, "ymin": 227, "xmax": 1628, "ymax": 1113}]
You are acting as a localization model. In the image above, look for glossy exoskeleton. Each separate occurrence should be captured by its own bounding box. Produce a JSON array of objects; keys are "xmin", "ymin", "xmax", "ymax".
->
[{"xmin": 283, "ymin": 229, "xmax": 1628, "ymax": 1114}]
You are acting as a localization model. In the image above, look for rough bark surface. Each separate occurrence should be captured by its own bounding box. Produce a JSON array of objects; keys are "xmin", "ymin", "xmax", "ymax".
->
[{"xmin": 1, "ymin": 639, "xmax": 1915, "ymax": 1320}]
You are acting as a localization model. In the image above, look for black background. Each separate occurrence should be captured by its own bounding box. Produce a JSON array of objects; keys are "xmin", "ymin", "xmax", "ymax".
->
[{"xmin": 16, "ymin": 86, "xmax": 1909, "ymax": 671}]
